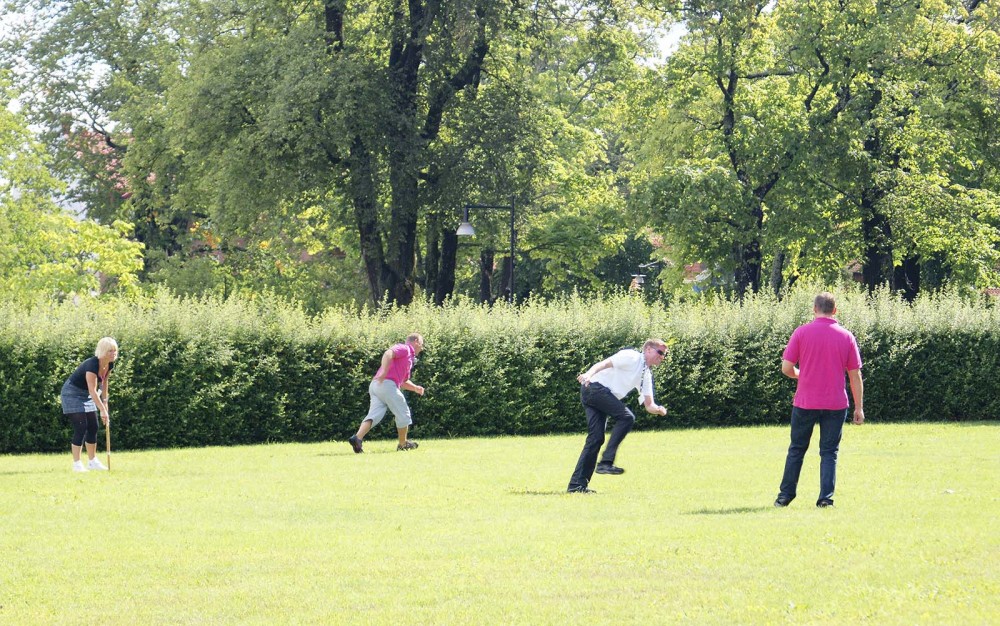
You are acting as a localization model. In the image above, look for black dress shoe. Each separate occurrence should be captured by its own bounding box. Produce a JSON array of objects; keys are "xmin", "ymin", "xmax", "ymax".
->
[
  {"xmin": 816, "ymin": 499, "xmax": 834, "ymax": 508},
  {"xmin": 595, "ymin": 463, "xmax": 625, "ymax": 475},
  {"xmin": 774, "ymin": 497, "xmax": 792, "ymax": 508},
  {"xmin": 567, "ymin": 485, "xmax": 597, "ymax": 493},
  {"xmin": 348, "ymin": 435, "xmax": 363, "ymax": 454}
]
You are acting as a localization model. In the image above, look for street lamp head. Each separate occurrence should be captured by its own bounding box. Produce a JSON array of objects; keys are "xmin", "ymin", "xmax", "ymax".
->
[{"xmin": 456, "ymin": 221, "xmax": 475, "ymax": 236}]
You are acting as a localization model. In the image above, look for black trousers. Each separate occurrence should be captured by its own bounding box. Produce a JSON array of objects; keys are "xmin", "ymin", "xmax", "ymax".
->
[
  {"xmin": 568, "ymin": 383, "xmax": 636, "ymax": 489},
  {"xmin": 68, "ymin": 411, "xmax": 98, "ymax": 446}
]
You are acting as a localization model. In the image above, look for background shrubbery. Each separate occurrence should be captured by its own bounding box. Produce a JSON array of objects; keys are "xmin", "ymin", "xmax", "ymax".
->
[{"xmin": 1, "ymin": 287, "xmax": 998, "ymax": 453}]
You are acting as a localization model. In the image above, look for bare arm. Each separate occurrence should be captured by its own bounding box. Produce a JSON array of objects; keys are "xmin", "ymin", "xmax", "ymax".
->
[
  {"xmin": 86, "ymin": 372, "xmax": 110, "ymax": 425},
  {"xmin": 400, "ymin": 380, "xmax": 425, "ymax": 396},
  {"xmin": 781, "ymin": 359, "xmax": 799, "ymax": 379},
  {"xmin": 577, "ymin": 358, "xmax": 613, "ymax": 385},
  {"xmin": 848, "ymin": 369, "xmax": 865, "ymax": 424},
  {"xmin": 642, "ymin": 394, "xmax": 668, "ymax": 416}
]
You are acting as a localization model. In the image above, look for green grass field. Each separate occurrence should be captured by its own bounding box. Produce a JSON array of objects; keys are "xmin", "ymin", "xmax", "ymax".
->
[{"xmin": 2, "ymin": 422, "xmax": 997, "ymax": 624}]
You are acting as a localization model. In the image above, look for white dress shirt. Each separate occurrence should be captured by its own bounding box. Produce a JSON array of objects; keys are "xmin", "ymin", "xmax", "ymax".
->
[{"xmin": 590, "ymin": 349, "xmax": 655, "ymax": 402}]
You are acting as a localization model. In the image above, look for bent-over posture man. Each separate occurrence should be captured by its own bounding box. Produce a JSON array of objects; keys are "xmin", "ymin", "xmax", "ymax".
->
[
  {"xmin": 775, "ymin": 292, "xmax": 865, "ymax": 508},
  {"xmin": 567, "ymin": 339, "xmax": 669, "ymax": 493},
  {"xmin": 349, "ymin": 333, "xmax": 425, "ymax": 452}
]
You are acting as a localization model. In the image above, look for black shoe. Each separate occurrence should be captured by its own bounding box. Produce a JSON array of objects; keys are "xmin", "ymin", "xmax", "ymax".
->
[
  {"xmin": 595, "ymin": 463, "xmax": 625, "ymax": 475},
  {"xmin": 348, "ymin": 435, "xmax": 363, "ymax": 454},
  {"xmin": 817, "ymin": 499, "xmax": 834, "ymax": 508},
  {"xmin": 774, "ymin": 496, "xmax": 792, "ymax": 508},
  {"xmin": 567, "ymin": 485, "xmax": 597, "ymax": 494},
  {"xmin": 397, "ymin": 440, "xmax": 419, "ymax": 451}
]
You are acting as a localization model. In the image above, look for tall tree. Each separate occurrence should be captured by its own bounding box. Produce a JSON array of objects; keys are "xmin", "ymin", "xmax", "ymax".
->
[
  {"xmin": 158, "ymin": 0, "xmax": 530, "ymax": 306},
  {"xmin": 639, "ymin": 0, "xmax": 815, "ymax": 295},
  {"xmin": 780, "ymin": 0, "xmax": 1000, "ymax": 296},
  {"xmin": 637, "ymin": 0, "xmax": 1000, "ymax": 297}
]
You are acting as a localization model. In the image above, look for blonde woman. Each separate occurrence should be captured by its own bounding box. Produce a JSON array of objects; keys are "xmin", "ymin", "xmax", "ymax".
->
[{"xmin": 60, "ymin": 337, "xmax": 118, "ymax": 472}]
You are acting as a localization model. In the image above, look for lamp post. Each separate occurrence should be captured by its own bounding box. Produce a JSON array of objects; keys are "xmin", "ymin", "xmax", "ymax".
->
[
  {"xmin": 631, "ymin": 261, "xmax": 662, "ymax": 291},
  {"xmin": 456, "ymin": 202, "xmax": 516, "ymax": 302}
]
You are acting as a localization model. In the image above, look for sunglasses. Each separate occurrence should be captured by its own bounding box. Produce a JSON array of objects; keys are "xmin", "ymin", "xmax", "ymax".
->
[{"xmin": 654, "ymin": 348, "xmax": 666, "ymax": 356}]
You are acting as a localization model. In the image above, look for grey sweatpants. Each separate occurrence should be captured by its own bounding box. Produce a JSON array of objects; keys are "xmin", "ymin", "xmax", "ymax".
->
[{"xmin": 363, "ymin": 379, "xmax": 412, "ymax": 428}]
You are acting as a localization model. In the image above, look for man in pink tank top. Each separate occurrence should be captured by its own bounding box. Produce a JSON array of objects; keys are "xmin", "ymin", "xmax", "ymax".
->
[{"xmin": 775, "ymin": 293, "xmax": 865, "ymax": 508}]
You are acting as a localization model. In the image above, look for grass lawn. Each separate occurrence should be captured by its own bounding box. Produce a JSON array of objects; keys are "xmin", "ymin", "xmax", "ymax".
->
[{"xmin": 1, "ymin": 422, "xmax": 997, "ymax": 624}]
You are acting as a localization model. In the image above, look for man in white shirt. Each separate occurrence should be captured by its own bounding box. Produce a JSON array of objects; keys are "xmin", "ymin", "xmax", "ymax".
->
[{"xmin": 567, "ymin": 339, "xmax": 669, "ymax": 493}]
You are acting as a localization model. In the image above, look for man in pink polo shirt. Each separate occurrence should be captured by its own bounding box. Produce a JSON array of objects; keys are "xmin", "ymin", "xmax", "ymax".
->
[
  {"xmin": 348, "ymin": 333, "xmax": 426, "ymax": 453},
  {"xmin": 775, "ymin": 292, "xmax": 865, "ymax": 508}
]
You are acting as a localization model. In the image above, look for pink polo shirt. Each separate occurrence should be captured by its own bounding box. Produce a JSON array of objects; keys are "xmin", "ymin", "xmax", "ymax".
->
[
  {"xmin": 374, "ymin": 343, "xmax": 415, "ymax": 387},
  {"xmin": 783, "ymin": 317, "xmax": 862, "ymax": 410}
]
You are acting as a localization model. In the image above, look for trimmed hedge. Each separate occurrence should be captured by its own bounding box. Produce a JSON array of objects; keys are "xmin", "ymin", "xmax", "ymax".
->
[{"xmin": 1, "ymin": 287, "xmax": 998, "ymax": 453}]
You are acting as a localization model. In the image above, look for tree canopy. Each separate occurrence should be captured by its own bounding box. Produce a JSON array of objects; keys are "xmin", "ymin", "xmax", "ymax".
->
[{"xmin": 2, "ymin": 0, "xmax": 998, "ymax": 307}]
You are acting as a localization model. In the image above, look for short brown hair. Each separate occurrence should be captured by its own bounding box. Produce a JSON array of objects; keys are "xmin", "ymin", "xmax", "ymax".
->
[
  {"xmin": 642, "ymin": 339, "xmax": 667, "ymax": 353},
  {"xmin": 814, "ymin": 292, "xmax": 836, "ymax": 315}
]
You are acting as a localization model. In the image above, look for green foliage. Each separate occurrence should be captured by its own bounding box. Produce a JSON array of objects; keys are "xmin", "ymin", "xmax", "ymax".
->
[
  {"xmin": 4, "ymin": 0, "xmax": 675, "ymax": 307},
  {"xmin": 5, "ymin": 0, "xmax": 1000, "ymax": 306},
  {"xmin": 0, "ymin": 79, "xmax": 145, "ymax": 304},
  {"xmin": 636, "ymin": 0, "xmax": 1000, "ymax": 295},
  {"xmin": 2, "ymin": 287, "xmax": 998, "ymax": 453}
]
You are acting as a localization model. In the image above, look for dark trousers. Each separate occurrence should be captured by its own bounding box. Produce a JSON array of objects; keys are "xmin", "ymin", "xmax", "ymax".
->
[
  {"xmin": 568, "ymin": 383, "xmax": 636, "ymax": 489},
  {"xmin": 778, "ymin": 406, "xmax": 847, "ymax": 504},
  {"xmin": 68, "ymin": 411, "xmax": 99, "ymax": 446}
]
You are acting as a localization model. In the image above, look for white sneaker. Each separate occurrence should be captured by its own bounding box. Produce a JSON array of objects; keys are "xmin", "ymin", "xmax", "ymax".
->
[
  {"xmin": 87, "ymin": 458, "xmax": 108, "ymax": 471},
  {"xmin": 73, "ymin": 461, "xmax": 88, "ymax": 472}
]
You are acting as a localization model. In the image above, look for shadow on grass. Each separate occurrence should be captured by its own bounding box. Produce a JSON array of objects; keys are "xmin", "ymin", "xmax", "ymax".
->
[
  {"xmin": 682, "ymin": 505, "xmax": 772, "ymax": 515},
  {"xmin": 316, "ymin": 447, "xmax": 401, "ymax": 457},
  {"xmin": 507, "ymin": 488, "xmax": 568, "ymax": 496}
]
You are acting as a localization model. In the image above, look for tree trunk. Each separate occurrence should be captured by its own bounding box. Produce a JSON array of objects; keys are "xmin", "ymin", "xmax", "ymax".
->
[
  {"xmin": 346, "ymin": 136, "xmax": 386, "ymax": 304},
  {"xmin": 423, "ymin": 216, "xmax": 460, "ymax": 306},
  {"xmin": 382, "ymin": 37, "xmax": 422, "ymax": 306},
  {"xmin": 858, "ymin": 98, "xmax": 900, "ymax": 294},
  {"xmin": 434, "ymin": 229, "xmax": 458, "ymax": 306},
  {"xmin": 769, "ymin": 250, "xmax": 786, "ymax": 296},
  {"xmin": 424, "ymin": 216, "xmax": 440, "ymax": 296},
  {"xmin": 496, "ymin": 255, "xmax": 512, "ymax": 302},
  {"xmin": 734, "ymin": 239, "xmax": 762, "ymax": 296},
  {"xmin": 861, "ymin": 203, "xmax": 894, "ymax": 292},
  {"xmin": 733, "ymin": 197, "xmax": 766, "ymax": 296},
  {"xmin": 893, "ymin": 255, "xmax": 920, "ymax": 301},
  {"xmin": 330, "ymin": 1, "xmax": 492, "ymax": 306},
  {"xmin": 479, "ymin": 248, "xmax": 495, "ymax": 304},
  {"xmin": 384, "ymin": 149, "xmax": 419, "ymax": 306}
]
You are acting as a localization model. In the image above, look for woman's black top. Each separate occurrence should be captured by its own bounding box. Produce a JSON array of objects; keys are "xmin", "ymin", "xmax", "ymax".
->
[{"xmin": 66, "ymin": 357, "xmax": 114, "ymax": 391}]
